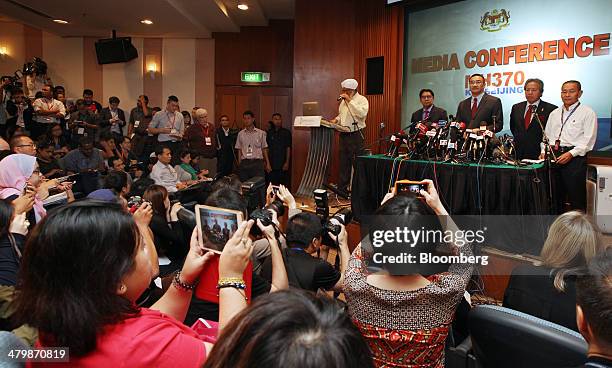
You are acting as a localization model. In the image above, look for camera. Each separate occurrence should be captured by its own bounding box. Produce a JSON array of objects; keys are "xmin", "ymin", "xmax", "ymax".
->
[
  {"xmin": 395, "ymin": 180, "xmax": 426, "ymax": 197},
  {"xmin": 127, "ymin": 196, "xmax": 150, "ymax": 213},
  {"xmin": 1, "ymin": 73, "xmax": 23, "ymax": 93},
  {"xmin": 322, "ymin": 207, "xmax": 353, "ymax": 248},
  {"xmin": 248, "ymin": 198, "xmax": 285, "ymax": 237}
]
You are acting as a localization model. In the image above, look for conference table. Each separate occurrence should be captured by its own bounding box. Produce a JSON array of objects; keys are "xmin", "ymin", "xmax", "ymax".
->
[{"xmin": 351, "ymin": 154, "xmax": 556, "ymax": 254}]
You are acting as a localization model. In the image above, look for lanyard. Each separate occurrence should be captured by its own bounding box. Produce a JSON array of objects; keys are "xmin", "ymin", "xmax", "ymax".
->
[
  {"xmin": 200, "ymin": 124, "xmax": 210, "ymax": 137},
  {"xmin": 167, "ymin": 112, "xmax": 176, "ymax": 130},
  {"xmin": 558, "ymin": 102, "xmax": 580, "ymax": 140}
]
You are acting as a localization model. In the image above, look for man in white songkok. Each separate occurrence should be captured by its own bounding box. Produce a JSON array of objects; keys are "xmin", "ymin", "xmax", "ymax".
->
[{"xmin": 329, "ymin": 78, "xmax": 369, "ymax": 196}]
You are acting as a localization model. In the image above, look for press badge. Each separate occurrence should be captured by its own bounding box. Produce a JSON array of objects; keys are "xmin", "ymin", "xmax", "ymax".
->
[
  {"xmin": 134, "ymin": 120, "xmax": 140, "ymax": 128},
  {"xmin": 77, "ymin": 128, "xmax": 85, "ymax": 135},
  {"xmin": 246, "ymin": 145, "xmax": 253, "ymax": 158},
  {"xmin": 205, "ymin": 137, "xmax": 212, "ymax": 146}
]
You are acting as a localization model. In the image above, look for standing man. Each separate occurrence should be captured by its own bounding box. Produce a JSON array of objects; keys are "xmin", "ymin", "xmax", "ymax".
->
[
  {"xmin": 328, "ymin": 78, "xmax": 369, "ymax": 196},
  {"xmin": 0, "ymin": 77, "xmax": 11, "ymax": 138},
  {"xmin": 455, "ymin": 74, "xmax": 503, "ymax": 132},
  {"xmin": 68, "ymin": 99, "xmax": 97, "ymax": 147},
  {"xmin": 5, "ymin": 88, "xmax": 34, "ymax": 136},
  {"xmin": 216, "ymin": 114, "xmax": 238, "ymax": 177},
  {"xmin": 541, "ymin": 80, "xmax": 597, "ymax": 212},
  {"xmin": 266, "ymin": 113, "xmax": 292, "ymax": 186},
  {"xmin": 31, "ymin": 84, "xmax": 66, "ymax": 140},
  {"xmin": 410, "ymin": 89, "xmax": 448, "ymax": 126},
  {"xmin": 82, "ymin": 89, "xmax": 102, "ymax": 114},
  {"xmin": 147, "ymin": 95, "xmax": 184, "ymax": 165},
  {"xmin": 128, "ymin": 95, "xmax": 153, "ymax": 161},
  {"xmin": 184, "ymin": 108, "xmax": 217, "ymax": 177},
  {"xmin": 235, "ymin": 110, "xmax": 270, "ymax": 182},
  {"xmin": 510, "ymin": 79, "xmax": 557, "ymax": 160},
  {"xmin": 99, "ymin": 96, "xmax": 126, "ymax": 143}
]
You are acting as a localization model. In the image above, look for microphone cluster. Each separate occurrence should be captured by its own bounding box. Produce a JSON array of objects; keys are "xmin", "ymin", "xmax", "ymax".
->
[{"xmin": 385, "ymin": 116, "xmax": 512, "ymax": 163}]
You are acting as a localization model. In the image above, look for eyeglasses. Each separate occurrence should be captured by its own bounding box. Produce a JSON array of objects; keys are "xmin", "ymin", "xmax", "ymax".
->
[{"xmin": 17, "ymin": 143, "xmax": 36, "ymax": 148}]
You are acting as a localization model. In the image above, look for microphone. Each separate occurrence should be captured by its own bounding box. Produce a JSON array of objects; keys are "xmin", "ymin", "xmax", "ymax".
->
[{"xmin": 388, "ymin": 129, "xmax": 407, "ymax": 157}]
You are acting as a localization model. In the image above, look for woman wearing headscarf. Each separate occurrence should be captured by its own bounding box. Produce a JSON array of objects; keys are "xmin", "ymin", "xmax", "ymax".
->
[{"xmin": 0, "ymin": 154, "xmax": 47, "ymax": 225}]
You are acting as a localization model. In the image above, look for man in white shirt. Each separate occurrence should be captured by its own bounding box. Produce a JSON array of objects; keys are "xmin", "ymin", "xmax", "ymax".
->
[
  {"xmin": 328, "ymin": 78, "xmax": 369, "ymax": 194},
  {"xmin": 31, "ymin": 84, "xmax": 66, "ymax": 140},
  {"xmin": 150, "ymin": 145, "xmax": 191, "ymax": 193},
  {"xmin": 148, "ymin": 95, "xmax": 184, "ymax": 165},
  {"xmin": 540, "ymin": 80, "xmax": 597, "ymax": 211}
]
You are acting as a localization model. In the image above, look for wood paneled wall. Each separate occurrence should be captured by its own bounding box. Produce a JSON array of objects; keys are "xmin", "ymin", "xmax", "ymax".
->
[
  {"xmin": 214, "ymin": 20, "xmax": 294, "ymax": 88},
  {"xmin": 292, "ymin": 0, "xmax": 404, "ymax": 191},
  {"xmin": 214, "ymin": 20, "xmax": 294, "ymax": 134},
  {"xmin": 354, "ymin": 0, "xmax": 404, "ymax": 145}
]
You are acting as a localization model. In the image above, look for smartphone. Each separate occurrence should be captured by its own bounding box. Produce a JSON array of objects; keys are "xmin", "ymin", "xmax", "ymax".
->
[
  {"xmin": 395, "ymin": 180, "xmax": 427, "ymax": 197},
  {"xmin": 271, "ymin": 185, "xmax": 280, "ymax": 196}
]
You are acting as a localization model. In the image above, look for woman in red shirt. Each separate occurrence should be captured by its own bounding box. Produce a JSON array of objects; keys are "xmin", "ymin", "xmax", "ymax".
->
[{"xmin": 13, "ymin": 200, "xmax": 255, "ymax": 367}]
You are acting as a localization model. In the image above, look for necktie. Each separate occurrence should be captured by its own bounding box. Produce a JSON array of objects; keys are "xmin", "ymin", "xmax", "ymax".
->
[
  {"xmin": 423, "ymin": 109, "xmax": 430, "ymax": 121},
  {"xmin": 524, "ymin": 105, "xmax": 535, "ymax": 129},
  {"xmin": 471, "ymin": 98, "xmax": 478, "ymax": 119}
]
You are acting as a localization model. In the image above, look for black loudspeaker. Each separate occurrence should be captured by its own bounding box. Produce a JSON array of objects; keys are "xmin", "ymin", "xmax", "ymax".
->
[
  {"xmin": 366, "ymin": 56, "xmax": 384, "ymax": 95},
  {"xmin": 95, "ymin": 37, "xmax": 138, "ymax": 65}
]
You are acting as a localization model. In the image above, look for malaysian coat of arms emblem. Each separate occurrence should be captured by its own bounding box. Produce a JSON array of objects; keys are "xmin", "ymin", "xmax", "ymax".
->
[{"xmin": 480, "ymin": 9, "xmax": 510, "ymax": 32}]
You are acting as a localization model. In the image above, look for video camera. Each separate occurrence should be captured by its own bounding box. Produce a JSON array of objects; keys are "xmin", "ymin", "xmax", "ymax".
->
[
  {"xmin": 23, "ymin": 57, "xmax": 48, "ymax": 76},
  {"xmin": 1, "ymin": 72, "xmax": 24, "ymax": 93}
]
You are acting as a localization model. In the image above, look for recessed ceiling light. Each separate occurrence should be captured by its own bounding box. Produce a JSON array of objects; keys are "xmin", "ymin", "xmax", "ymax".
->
[
  {"xmin": 140, "ymin": 19, "xmax": 153, "ymax": 25},
  {"xmin": 237, "ymin": 3, "xmax": 249, "ymax": 10},
  {"xmin": 52, "ymin": 19, "xmax": 68, "ymax": 24}
]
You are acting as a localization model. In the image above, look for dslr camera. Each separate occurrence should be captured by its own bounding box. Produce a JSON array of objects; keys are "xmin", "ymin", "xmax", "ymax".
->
[
  {"xmin": 322, "ymin": 207, "xmax": 353, "ymax": 248},
  {"xmin": 248, "ymin": 198, "xmax": 285, "ymax": 237}
]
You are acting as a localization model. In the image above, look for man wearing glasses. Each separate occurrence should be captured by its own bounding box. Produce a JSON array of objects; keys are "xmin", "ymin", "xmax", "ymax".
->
[
  {"xmin": 410, "ymin": 89, "xmax": 448, "ymax": 126},
  {"xmin": 455, "ymin": 74, "xmax": 503, "ymax": 133},
  {"xmin": 9, "ymin": 135, "xmax": 36, "ymax": 156}
]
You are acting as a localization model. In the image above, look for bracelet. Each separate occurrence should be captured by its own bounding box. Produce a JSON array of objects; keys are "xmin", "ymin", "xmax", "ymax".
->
[
  {"xmin": 217, "ymin": 283, "xmax": 248, "ymax": 301},
  {"xmin": 216, "ymin": 281, "xmax": 247, "ymax": 290},
  {"xmin": 172, "ymin": 271, "xmax": 197, "ymax": 292},
  {"xmin": 218, "ymin": 277, "xmax": 245, "ymax": 284}
]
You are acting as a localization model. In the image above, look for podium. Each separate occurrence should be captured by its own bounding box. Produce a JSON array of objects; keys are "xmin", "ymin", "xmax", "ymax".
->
[{"xmin": 293, "ymin": 116, "xmax": 348, "ymax": 198}]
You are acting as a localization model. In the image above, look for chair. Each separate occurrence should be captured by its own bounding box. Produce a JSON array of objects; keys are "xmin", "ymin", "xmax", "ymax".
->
[{"xmin": 468, "ymin": 305, "xmax": 587, "ymax": 368}]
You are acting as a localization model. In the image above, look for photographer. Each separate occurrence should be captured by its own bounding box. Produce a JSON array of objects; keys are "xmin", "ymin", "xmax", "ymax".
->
[
  {"xmin": 68, "ymin": 99, "xmax": 98, "ymax": 145},
  {"xmin": 5, "ymin": 88, "xmax": 33, "ymax": 138},
  {"xmin": 261, "ymin": 212, "xmax": 350, "ymax": 293},
  {"xmin": 0, "ymin": 77, "xmax": 10, "ymax": 138}
]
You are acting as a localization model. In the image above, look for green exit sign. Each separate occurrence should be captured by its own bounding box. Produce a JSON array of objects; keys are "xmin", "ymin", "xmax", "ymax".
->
[{"xmin": 241, "ymin": 72, "xmax": 270, "ymax": 83}]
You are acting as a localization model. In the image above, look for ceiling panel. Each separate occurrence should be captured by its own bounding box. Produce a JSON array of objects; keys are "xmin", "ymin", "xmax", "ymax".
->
[{"xmin": 0, "ymin": 0, "xmax": 294, "ymax": 37}]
